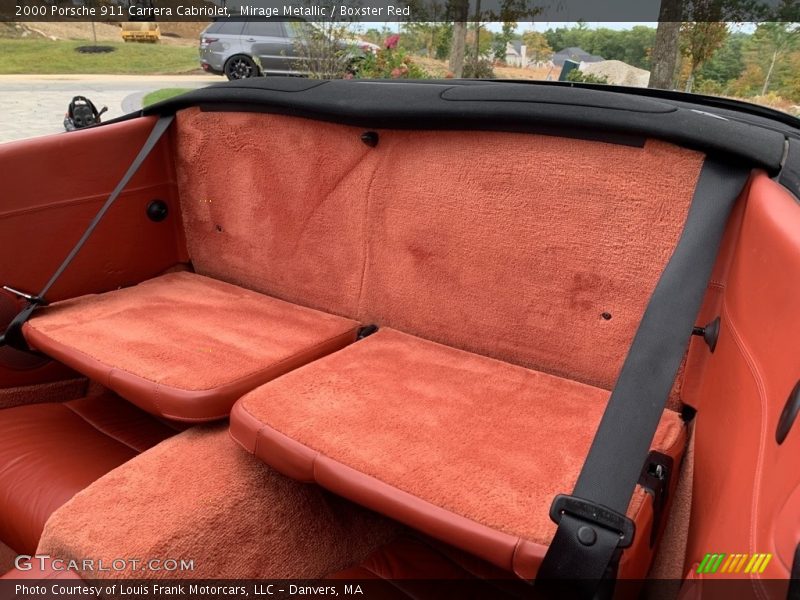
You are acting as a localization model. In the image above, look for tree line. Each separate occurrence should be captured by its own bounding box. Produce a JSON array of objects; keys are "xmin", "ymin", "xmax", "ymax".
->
[{"xmin": 361, "ymin": 19, "xmax": 800, "ymax": 104}]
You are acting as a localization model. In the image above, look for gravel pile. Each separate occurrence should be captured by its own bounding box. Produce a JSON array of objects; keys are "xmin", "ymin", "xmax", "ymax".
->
[{"xmin": 581, "ymin": 60, "xmax": 650, "ymax": 87}]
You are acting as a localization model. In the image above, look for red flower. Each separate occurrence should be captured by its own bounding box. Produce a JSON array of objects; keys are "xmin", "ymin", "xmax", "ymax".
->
[
  {"xmin": 384, "ymin": 34, "xmax": 400, "ymax": 50},
  {"xmin": 390, "ymin": 67, "xmax": 403, "ymax": 78}
]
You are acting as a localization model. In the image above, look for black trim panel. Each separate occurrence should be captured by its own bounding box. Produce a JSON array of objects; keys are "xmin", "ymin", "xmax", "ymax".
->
[{"xmin": 130, "ymin": 78, "xmax": 792, "ymax": 173}]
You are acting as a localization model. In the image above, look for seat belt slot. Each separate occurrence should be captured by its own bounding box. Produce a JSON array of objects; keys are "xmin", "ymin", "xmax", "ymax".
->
[
  {"xmin": 356, "ymin": 324, "xmax": 379, "ymax": 340},
  {"xmin": 549, "ymin": 494, "xmax": 635, "ymax": 549},
  {"xmin": 637, "ymin": 451, "xmax": 673, "ymax": 547}
]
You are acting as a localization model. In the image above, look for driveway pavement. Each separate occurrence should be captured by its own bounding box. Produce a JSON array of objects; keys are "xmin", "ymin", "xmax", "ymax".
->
[{"xmin": 0, "ymin": 74, "xmax": 219, "ymax": 144}]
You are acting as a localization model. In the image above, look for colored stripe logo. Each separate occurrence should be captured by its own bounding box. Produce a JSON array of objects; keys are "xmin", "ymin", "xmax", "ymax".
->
[{"xmin": 697, "ymin": 553, "xmax": 772, "ymax": 574}]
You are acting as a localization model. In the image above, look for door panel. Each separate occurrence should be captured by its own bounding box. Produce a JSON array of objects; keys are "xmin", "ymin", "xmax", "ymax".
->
[
  {"xmin": 687, "ymin": 172, "xmax": 800, "ymax": 584},
  {"xmin": 243, "ymin": 21, "xmax": 294, "ymax": 74},
  {"xmin": 0, "ymin": 117, "xmax": 186, "ymax": 388}
]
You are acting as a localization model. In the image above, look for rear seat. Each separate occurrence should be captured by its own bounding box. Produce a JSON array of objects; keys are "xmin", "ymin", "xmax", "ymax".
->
[
  {"xmin": 2, "ymin": 110, "xmax": 710, "ymax": 577},
  {"xmin": 0, "ymin": 392, "xmax": 176, "ymax": 554},
  {"xmin": 23, "ymin": 272, "xmax": 360, "ymax": 421},
  {"xmin": 230, "ymin": 328, "xmax": 686, "ymax": 578}
]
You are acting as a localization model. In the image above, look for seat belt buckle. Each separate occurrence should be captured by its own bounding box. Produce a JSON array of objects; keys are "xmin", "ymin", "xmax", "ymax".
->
[
  {"xmin": 2, "ymin": 286, "xmax": 47, "ymax": 306},
  {"xmin": 549, "ymin": 494, "xmax": 635, "ymax": 549}
]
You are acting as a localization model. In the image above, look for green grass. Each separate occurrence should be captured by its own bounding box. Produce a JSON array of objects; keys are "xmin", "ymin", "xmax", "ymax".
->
[
  {"xmin": 0, "ymin": 39, "xmax": 199, "ymax": 75},
  {"xmin": 143, "ymin": 88, "xmax": 194, "ymax": 107}
]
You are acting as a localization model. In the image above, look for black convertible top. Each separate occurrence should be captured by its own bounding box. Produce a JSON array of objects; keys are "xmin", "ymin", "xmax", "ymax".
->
[{"xmin": 137, "ymin": 77, "xmax": 800, "ymax": 197}]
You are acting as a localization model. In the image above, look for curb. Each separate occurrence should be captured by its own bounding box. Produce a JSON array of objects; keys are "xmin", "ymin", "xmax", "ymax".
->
[{"xmin": 122, "ymin": 91, "xmax": 147, "ymax": 113}]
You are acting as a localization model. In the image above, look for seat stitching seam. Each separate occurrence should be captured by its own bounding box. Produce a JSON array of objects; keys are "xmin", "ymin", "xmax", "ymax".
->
[
  {"xmin": 62, "ymin": 402, "xmax": 144, "ymax": 453},
  {"xmin": 355, "ymin": 148, "xmax": 381, "ymax": 316}
]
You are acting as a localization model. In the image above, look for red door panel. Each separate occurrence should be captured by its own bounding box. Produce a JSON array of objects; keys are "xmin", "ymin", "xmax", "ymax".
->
[{"xmin": 0, "ymin": 117, "xmax": 186, "ymax": 388}]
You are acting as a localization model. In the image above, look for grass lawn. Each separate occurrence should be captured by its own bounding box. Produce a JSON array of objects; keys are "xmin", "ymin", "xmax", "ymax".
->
[
  {"xmin": 0, "ymin": 39, "xmax": 199, "ymax": 75},
  {"xmin": 143, "ymin": 88, "xmax": 194, "ymax": 107}
]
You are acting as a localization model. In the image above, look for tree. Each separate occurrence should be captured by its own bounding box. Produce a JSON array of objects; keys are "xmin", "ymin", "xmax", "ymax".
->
[
  {"xmin": 362, "ymin": 28, "xmax": 390, "ymax": 46},
  {"xmin": 521, "ymin": 31, "xmax": 553, "ymax": 63},
  {"xmin": 747, "ymin": 22, "xmax": 800, "ymax": 95},
  {"xmin": 697, "ymin": 30, "xmax": 747, "ymax": 86},
  {"xmin": 447, "ymin": 0, "xmax": 541, "ymax": 76},
  {"xmin": 448, "ymin": 0, "xmax": 469, "ymax": 77},
  {"xmin": 402, "ymin": 21, "xmax": 453, "ymax": 58},
  {"xmin": 542, "ymin": 24, "xmax": 655, "ymax": 70},
  {"xmin": 544, "ymin": 24, "xmax": 591, "ymax": 54},
  {"xmin": 680, "ymin": 21, "xmax": 729, "ymax": 92},
  {"xmin": 650, "ymin": 0, "xmax": 685, "ymax": 89},
  {"xmin": 492, "ymin": 21, "xmax": 517, "ymax": 61},
  {"xmin": 467, "ymin": 24, "xmax": 494, "ymax": 57}
]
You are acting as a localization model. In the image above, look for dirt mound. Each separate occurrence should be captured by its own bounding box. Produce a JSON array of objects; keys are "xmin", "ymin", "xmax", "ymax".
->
[
  {"xmin": 581, "ymin": 60, "xmax": 650, "ymax": 87},
  {"xmin": 159, "ymin": 22, "xmax": 208, "ymax": 40},
  {"xmin": 0, "ymin": 22, "xmax": 48, "ymax": 39}
]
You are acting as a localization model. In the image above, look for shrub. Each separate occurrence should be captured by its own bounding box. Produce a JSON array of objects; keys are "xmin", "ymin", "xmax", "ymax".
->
[
  {"xmin": 292, "ymin": 21, "xmax": 358, "ymax": 80},
  {"xmin": 462, "ymin": 46, "xmax": 495, "ymax": 79},
  {"xmin": 355, "ymin": 36, "xmax": 429, "ymax": 79},
  {"xmin": 463, "ymin": 58, "xmax": 496, "ymax": 79},
  {"xmin": 566, "ymin": 69, "xmax": 609, "ymax": 84}
]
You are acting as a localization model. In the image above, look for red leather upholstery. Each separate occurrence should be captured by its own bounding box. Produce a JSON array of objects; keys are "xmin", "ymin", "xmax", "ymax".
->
[
  {"xmin": 327, "ymin": 535, "xmax": 529, "ymax": 599},
  {"xmin": 231, "ymin": 328, "xmax": 687, "ymax": 579},
  {"xmin": 0, "ymin": 393, "xmax": 176, "ymax": 554},
  {"xmin": 328, "ymin": 535, "xmax": 515, "ymax": 580},
  {"xmin": 23, "ymin": 272, "xmax": 361, "ymax": 421}
]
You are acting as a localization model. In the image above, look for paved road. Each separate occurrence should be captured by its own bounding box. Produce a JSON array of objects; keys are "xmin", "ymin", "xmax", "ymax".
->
[{"xmin": 0, "ymin": 74, "xmax": 219, "ymax": 144}]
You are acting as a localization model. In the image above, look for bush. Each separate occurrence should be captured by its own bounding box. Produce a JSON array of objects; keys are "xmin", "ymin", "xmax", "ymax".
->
[
  {"xmin": 462, "ymin": 46, "xmax": 495, "ymax": 79},
  {"xmin": 355, "ymin": 37, "xmax": 428, "ymax": 79},
  {"xmin": 292, "ymin": 21, "xmax": 356, "ymax": 80},
  {"xmin": 566, "ymin": 69, "xmax": 608, "ymax": 84},
  {"xmin": 463, "ymin": 58, "xmax": 495, "ymax": 79}
]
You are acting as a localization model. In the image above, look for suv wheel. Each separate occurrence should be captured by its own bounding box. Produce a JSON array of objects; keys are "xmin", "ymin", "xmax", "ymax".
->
[{"xmin": 224, "ymin": 55, "xmax": 259, "ymax": 80}]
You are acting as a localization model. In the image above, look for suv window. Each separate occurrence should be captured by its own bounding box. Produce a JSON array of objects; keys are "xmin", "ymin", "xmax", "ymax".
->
[
  {"xmin": 210, "ymin": 21, "xmax": 245, "ymax": 35},
  {"xmin": 243, "ymin": 21, "xmax": 284, "ymax": 37},
  {"xmin": 285, "ymin": 21, "xmax": 314, "ymax": 39}
]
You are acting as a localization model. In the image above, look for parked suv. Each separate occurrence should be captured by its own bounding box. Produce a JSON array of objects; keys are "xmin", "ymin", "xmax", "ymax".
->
[{"xmin": 199, "ymin": 19, "xmax": 377, "ymax": 80}]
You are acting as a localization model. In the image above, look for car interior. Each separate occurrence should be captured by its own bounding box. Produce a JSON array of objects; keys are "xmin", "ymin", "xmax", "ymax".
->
[{"xmin": 0, "ymin": 78, "xmax": 799, "ymax": 597}]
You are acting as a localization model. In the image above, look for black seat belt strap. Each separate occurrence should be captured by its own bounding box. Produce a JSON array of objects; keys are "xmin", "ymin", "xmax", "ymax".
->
[
  {"xmin": 536, "ymin": 158, "xmax": 750, "ymax": 594},
  {"xmin": 0, "ymin": 115, "xmax": 174, "ymax": 349}
]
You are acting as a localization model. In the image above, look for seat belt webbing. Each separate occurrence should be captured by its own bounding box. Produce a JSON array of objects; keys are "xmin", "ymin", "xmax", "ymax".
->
[
  {"xmin": 0, "ymin": 115, "xmax": 175, "ymax": 349},
  {"xmin": 536, "ymin": 158, "xmax": 750, "ymax": 593}
]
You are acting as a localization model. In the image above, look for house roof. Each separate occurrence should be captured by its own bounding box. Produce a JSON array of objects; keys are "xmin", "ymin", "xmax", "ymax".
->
[
  {"xmin": 506, "ymin": 40, "xmax": 523, "ymax": 56},
  {"xmin": 552, "ymin": 47, "xmax": 604, "ymax": 66}
]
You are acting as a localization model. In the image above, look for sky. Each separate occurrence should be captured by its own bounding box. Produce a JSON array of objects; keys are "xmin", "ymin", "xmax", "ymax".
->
[
  {"xmin": 367, "ymin": 20, "xmax": 760, "ymax": 34},
  {"xmin": 365, "ymin": 21, "xmax": 658, "ymax": 33},
  {"xmin": 524, "ymin": 21, "xmax": 655, "ymax": 31}
]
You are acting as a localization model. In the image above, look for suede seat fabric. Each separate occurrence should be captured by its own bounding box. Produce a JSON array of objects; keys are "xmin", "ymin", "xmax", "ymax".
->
[
  {"xmin": 23, "ymin": 272, "xmax": 361, "ymax": 421},
  {"xmin": 37, "ymin": 425, "xmax": 400, "ymax": 579},
  {"xmin": 176, "ymin": 109, "xmax": 705, "ymax": 408},
  {"xmin": 230, "ymin": 328, "xmax": 686, "ymax": 578}
]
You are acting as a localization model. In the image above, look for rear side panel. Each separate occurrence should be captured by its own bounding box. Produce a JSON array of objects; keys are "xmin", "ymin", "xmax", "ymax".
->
[
  {"xmin": 687, "ymin": 172, "xmax": 800, "ymax": 582},
  {"xmin": 0, "ymin": 117, "xmax": 185, "ymax": 388}
]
